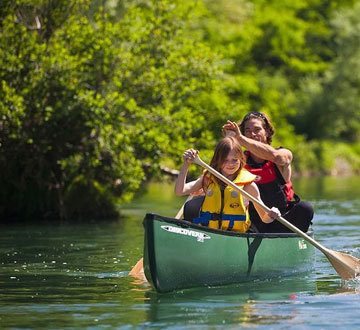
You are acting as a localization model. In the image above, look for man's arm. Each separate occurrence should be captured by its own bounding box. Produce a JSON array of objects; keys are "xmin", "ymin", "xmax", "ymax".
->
[
  {"xmin": 223, "ymin": 120, "xmax": 292, "ymax": 181},
  {"xmin": 237, "ymin": 134, "xmax": 293, "ymax": 167}
]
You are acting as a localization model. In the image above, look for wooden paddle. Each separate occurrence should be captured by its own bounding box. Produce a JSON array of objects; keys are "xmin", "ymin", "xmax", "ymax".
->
[
  {"xmin": 193, "ymin": 155, "xmax": 360, "ymax": 280},
  {"xmin": 129, "ymin": 194, "xmax": 194, "ymax": 277}
]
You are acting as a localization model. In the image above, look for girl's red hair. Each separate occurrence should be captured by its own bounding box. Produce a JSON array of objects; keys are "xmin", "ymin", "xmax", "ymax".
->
[{"xmin": 203, "ymin": 137, "xmax": 245, "ymax": 190}]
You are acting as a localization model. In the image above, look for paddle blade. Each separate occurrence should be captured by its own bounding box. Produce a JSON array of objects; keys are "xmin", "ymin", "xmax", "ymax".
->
[
  {"xmin": 129, "ymin": 258, "xmax": 143, "ymax": 276},
  {"xmin": 325, "ymin": 249, "xmax": 360, "ymax": 280}
]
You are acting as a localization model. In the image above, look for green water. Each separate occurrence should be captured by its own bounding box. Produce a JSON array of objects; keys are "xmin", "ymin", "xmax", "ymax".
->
[{"xmin": 1, "ymin": 177, "xmax": 360, "ymax": 329}]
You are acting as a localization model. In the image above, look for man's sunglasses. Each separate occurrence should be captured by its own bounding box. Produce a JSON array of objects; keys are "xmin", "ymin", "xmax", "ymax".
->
[{"xmin": 243, "ymin": 112, "xmax": 268, "ymax": 125}]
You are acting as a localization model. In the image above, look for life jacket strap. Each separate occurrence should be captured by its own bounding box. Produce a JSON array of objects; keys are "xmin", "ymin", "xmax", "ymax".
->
[
  {"xmin": 193, "ymin": 212, "xmax": 246, "ymax": 229},
  {"xmin": 193, "ymin": 211, "xmax": 213, "ymax": 225}
]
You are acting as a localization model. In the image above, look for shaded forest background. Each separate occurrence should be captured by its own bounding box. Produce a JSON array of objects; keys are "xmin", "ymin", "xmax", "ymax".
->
[{"xmin": 1, "ymin": 0, "xmax": 360, "ymax": 221}]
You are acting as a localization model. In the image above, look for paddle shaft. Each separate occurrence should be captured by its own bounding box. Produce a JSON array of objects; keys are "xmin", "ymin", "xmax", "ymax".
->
[{"xmin": 193, "ymin": 156, "xmax": 330, "ymax": 255}]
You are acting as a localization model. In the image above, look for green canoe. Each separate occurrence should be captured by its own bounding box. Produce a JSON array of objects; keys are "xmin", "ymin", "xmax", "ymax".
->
[{"xmin": 143, "ymin": 213, "xmax": 315, "ymax": 293}]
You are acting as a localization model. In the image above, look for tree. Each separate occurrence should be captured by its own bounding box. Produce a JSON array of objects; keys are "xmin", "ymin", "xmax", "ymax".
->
[
  {"xmin": 294, "ymin": 2, "xmax": 360, "ymax": 141},
  {"xmin": 0, "ymin": 0, "xmax": 227, "ymax": 220}
]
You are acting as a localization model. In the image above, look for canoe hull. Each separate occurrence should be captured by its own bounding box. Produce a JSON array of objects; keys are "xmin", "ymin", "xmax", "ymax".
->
[{"xmin": 143, "ymin": 213, "xmax": 315, "ymax": 293}]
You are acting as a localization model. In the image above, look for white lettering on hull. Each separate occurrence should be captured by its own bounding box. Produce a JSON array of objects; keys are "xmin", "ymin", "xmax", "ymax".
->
[{"xmin": 161, "ymin": 225, "xmax": 211, "ymax": 243}]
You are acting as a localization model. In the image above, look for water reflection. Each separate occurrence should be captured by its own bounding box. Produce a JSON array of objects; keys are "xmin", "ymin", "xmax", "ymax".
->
[
  {"xmin": 142, "ymin": 275, "xmax": 316, "ymax": 327},
  {"xmin": 135, "ymin": 272, "xmax": 360, "ymax": 327}
]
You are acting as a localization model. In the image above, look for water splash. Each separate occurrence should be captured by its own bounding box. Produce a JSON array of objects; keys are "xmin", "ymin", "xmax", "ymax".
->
[{"xmin": 342, "ymin": 277, "xmax": 360, "ymax": 294}]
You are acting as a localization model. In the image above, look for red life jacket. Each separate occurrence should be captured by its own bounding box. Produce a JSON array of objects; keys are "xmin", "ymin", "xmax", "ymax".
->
[{"xmin": 244, "ymin": 151, "xmax": 296, "ymax": 210}]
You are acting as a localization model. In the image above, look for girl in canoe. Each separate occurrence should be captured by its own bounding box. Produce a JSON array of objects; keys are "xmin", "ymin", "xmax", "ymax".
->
[{"xmin": 174, "ymin": 137, "xmax": 280, "ymax": 233}]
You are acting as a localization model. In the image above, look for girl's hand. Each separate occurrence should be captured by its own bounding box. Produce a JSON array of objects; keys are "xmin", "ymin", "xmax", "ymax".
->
[
  {"xmin": 183, "ymin": 149, "xmax": 199, "ymax": 165},
  {"xmin": 268, "ymin": 207, "xmax": 281, "ymax": 221},
  {"xmin": 222, "ymin": 120, "xmax": 241, "ymax": 138}
]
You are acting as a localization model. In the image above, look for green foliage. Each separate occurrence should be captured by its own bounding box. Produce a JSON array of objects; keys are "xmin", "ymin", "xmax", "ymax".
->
[
  {"xmin": 1, "ymin": 0, "xmax": 360, "ymax": 221},
  {"xmin": 0, "ymin": 0, "xmax": 228, "ymax": 220},
  {"xmin": 200, "ymin": 0, "xmax": 359, "ymax": 146},
  {"xmin": 292, "ymin": 2, "xmax": 360, "ymax": 141},
  {"xmin": 291, "ymin": 139, "xmax": 360, "ymax": 176}
]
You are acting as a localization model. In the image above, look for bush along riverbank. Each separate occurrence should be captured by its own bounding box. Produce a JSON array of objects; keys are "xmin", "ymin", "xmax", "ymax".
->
[{"xmin": 1, "ymin": 0, "xmax": 360, "ymax": 221}]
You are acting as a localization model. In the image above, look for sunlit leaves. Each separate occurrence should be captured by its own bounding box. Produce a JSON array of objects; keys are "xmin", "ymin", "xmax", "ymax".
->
[
  {"xmin": 0, "ymin": 0, "xmax": 228, "ymax": 220},
  {"xmin": 2, "ymin": 0, "xmax": 360, "ymax": 220},
  {"xmin": 294, "ymin": 2, "xmax": 360, "ymax": 142}
]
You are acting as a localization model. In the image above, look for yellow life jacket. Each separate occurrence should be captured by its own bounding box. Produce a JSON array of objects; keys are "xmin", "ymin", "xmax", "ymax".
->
[{"xmin": 193, "ymin": 169, "xmax": 256, "ymax": 233}]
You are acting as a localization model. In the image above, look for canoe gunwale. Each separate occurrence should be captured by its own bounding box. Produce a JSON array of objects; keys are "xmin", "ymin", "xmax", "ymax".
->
[{"xmin": 143, "ymin": 213, "xmax": 313, "ymax": 239}]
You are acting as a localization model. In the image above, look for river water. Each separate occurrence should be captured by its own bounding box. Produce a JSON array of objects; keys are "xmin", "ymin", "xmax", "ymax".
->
[{"xmin": 1, "ymin": 176, "xmax": 360, "ymax": 329}]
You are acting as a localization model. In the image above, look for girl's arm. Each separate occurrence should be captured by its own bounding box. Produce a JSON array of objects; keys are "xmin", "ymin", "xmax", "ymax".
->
[
  {"xmin": 243, "ymin": 182, "xmax": 281, "ymax": 223},
  {"xmin": 174, "ymin": 149, "xmax": 204, "ymax": 196}
]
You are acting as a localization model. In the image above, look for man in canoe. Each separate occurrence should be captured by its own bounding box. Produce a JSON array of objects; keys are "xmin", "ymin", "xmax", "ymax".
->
[
  {"xmin": 223, "ymin": 112, "xmax": 314, "ymax": 233},
  {"xmin": 175, "ymin": 136, "xmax": 281, "ymax": 232}
]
